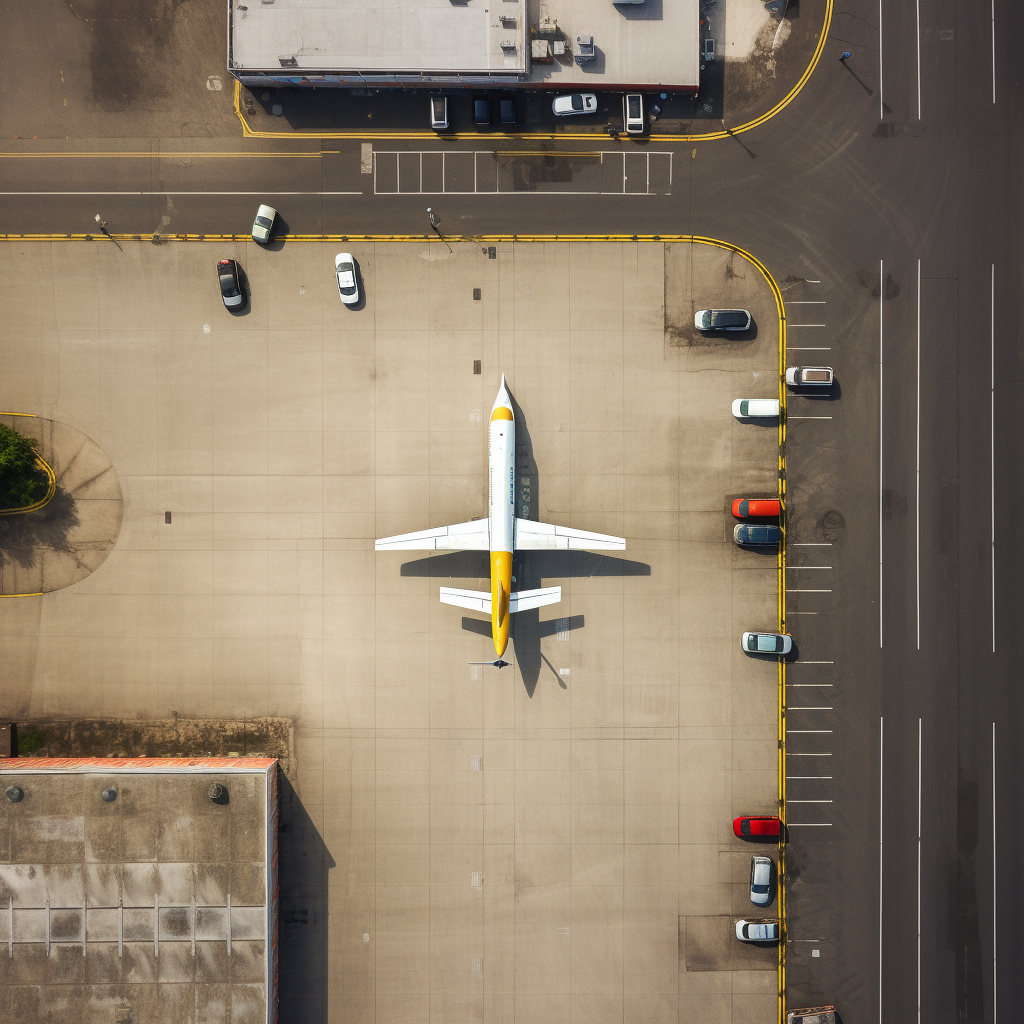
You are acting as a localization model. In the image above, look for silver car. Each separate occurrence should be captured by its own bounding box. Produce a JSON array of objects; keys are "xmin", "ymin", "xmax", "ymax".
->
[
  {"xmin": 552, "ymin": 93, "xmax": 598, "ymax": 116},
  {"xmin": 742, "ymin": 632, "xmax": 792, "ymax": 655},
  {"xmin": 694, "ymin": 308, "xmax": 752, "ymax": 331},
  {"xmin": 735, "ymin": 918, "xmax": 780, "ymax": 943},
  {"xmin": 749, "ymin": 856, "xmax": 774, "ymax": 906},
  {"xmin": 335, "ymin": 252, "xmax": 359, "ymax": 305}
]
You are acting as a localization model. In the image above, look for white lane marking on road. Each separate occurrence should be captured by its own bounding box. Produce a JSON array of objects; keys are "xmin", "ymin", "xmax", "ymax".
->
[
  {"xmin": 917, "ymin": 258, "xmax": 921, "ymax": 650},
  {"xmin": 790, "ymin": 611, "xmax": 819, "ymax": 615},
  {"xmin": 788, "ymin": 416, "xmax": 833, "ymax": 420},
  {"xmin": 0, "ymin": 191, "xmax": 364, "ymax": 196},
  {"xmin": 789, "ymin": 707, "xmax": 833, "ymax": 711},
  {"xmin": 787, "ymin": 730, "xmax": 833, "ymax": 734},
  {"xmin": 993, "ymin": 721, "xmax": 997, "ymax": 1023},
  {"xmin": 787, "ymin": 589, "xmax": 832, "ymax": 593},
  {"xmin": 787, "ymin": 776, "xmax": 833, "ymax": 779},
  {"xmin": 805, "ymin": 280, "xmax": 822, "ymax": 283},
  {"xmin": 789, "ymin": 347, "xmax": 832, "ymax": 351},
  {"xmin": 787, "ymin": 684, "xmax": 833, "ymax": 688},
  {"xmin": 880, "ymin": 259, "xmax": 884, "ymax": 649},
  {"xmin": 786, "ymin": 301, "xmax": 826, "ymax": 304},
  {"xmin": 793, "ymin": 542, "xmax": 832, "ymax": 546},
  {"xmin": 788, "ymin": 324, "xmax": 827, "ymax": 328},
  {"xmin": 917, "ymin": 717, "xmax": 922, "ymax": 1024},
  {"xmin": 880, "ymin": 715, "xmax": 884, "ymax": 1024},
  {"xmin": 788, "ymin": 799, "xmax": 833, "ymax": 803},
  {"xmin": 788, "ymin": 822, "xmax": 833, "ymax": 826},
  {"xmin": 786, "ymin": 752, "xmax": 832, "ymax": 756},
  {"xmin": 991, "ymin": 263, "xmax": 996, "ymax": 653},
  {"xmin": 792, "ymin": 661, "xmax": 834, "ymax": 664},
  {"xmin": 916, "ymin": 0, "xmax": 921, "ymax": 119},
  {"xmin": 786, "ymin": 566, "xmax": 832, "ymax": 569},
  {"xmin": 879, "ymin": 0, "xmax": 885, "ymax": 120}
]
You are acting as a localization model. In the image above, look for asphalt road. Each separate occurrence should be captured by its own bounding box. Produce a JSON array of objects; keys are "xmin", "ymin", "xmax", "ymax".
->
[{"xmin": 3, "ymin": 0, "xmax": 1023, "ymax": 1018}]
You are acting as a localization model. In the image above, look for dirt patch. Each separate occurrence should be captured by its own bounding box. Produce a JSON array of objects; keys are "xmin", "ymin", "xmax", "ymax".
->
[{"xmin": 12, "ymin": 717, "xmax": 294, "ymax": 775}]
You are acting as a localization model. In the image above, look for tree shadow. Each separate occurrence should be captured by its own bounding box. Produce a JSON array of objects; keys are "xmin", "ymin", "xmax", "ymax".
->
[
  {"xmin": 0, "ymin": 486, "xmax": 80, "ymax": 573},
  {"xmin": 277, "ymin": 771, "xmax": 336, "ymax": 1024}
]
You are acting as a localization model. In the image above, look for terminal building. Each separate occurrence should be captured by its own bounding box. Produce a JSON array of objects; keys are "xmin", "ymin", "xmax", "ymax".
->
[
  {"xmin": 228, "ymin": 0, "xmax": 700, "ymax": 93},
  {"xmin": 0, "ymin": 757, "xmax": 278, "ymax": 1024}
]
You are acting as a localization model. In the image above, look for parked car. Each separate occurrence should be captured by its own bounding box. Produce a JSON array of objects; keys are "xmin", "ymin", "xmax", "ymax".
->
[
  {"xmin": 732, "ymin": 498, "xmax": 781, "ymax": 518},
  {"xmin": 430, "ymin": 95, "xmax": 449, "ymax": 130},
  {"xmin": 749, "ymin": 856, "xmax": 774, "ymax": 906},
  {"xmin": 735, "ymin": 919, "xmax": 780, "ymax": 943},
  {"xmin": 499, "ymin": 97, "xmax": 516, "ymax": 125},
  {"xmin": 734, "ymin": 523, "xmax": 781, "ymax": 547},
  {"xmin": 216, "ymin": 259, "xmax": 244, "ymax": 310},
  {"xmin": 742, "ymin": 632, "xmax": 792, "ymax": 655},
  {"xmin": 694, "ymin": 308, "xmax": 751, "ymax": 331},
  {"xmin": 251, "ymin": 204, "xmax": 276, "ymax": 244},
  {"xmin": 787, "ymin": 1007, "xmax": 837, "ymax": 1024},
  {"xmin": 473, "ymin": 97, "xmax": 491, "ymax": 125},
  {"xmin": 552, "ymin": 93, "xmax": 598, "ymax": 116},
  {"xmin": 786, "ymin": 366, "xmax": 834, "ymax": 386},
  {"xmin": 732, "ymin": 398, "xmax": 780, "ymax": 419},
  {"xmin": 623, "ymin": 93, "xmax": 644, "ymax": 133},
  {"xmin": 734, "ymin": 815, "xmax": 781, "ymax": 838},
  {"xmin": 335, "ymin": 252, "xmax": 359, "ymax": 305}
]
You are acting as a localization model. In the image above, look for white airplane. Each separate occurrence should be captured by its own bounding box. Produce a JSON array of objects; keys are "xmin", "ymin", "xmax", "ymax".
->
[{"xmin": 375, "ymin": 375, "xmax": 626, "ymax": 658}]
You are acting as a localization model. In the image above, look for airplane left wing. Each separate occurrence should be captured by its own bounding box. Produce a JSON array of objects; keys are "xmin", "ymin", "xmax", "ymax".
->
[
  {"xmin": 375, "ymin": 519, "xmax": 490, "ymax": 551},
  {"xmin": 514, "ymin": 518, "xmax": 625, "ymax": 551}
]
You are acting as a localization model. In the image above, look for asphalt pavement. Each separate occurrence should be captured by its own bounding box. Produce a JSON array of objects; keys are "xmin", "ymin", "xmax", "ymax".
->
[{"xmin": 2, "ymin": 0, "xmax": 1023, "ymax": 1019}]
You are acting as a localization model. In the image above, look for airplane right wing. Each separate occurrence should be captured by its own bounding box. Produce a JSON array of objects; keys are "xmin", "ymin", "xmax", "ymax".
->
[
  {"xmin": 440, "ymin": 585, "xmax": 562, "ymax": 615},
  {"xmin": 375, "ymin": 519, "xmax": 490, "ymax": 551},
  {"xmin": 440, "ymin": 587, "xmax": 491, "ymax": 613},
  {"xmin": 514, "ymin": 518, "xmax": 625, "ymax": 551}
]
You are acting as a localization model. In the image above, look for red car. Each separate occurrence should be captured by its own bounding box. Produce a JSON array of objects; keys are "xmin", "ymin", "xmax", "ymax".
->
[
  {"xmin": 734, "ymin": 815, "xmax": 781, "ymax": 838},
  {"xmin": 732, "ymin": 498, "xmax": 781, "ymax": 518}
]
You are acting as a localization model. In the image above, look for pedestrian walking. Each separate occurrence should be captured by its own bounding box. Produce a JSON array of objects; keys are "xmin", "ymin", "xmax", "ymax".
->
[{"xmin": 840, "ymin": 51, "xmax": 851, "ymax": 61}]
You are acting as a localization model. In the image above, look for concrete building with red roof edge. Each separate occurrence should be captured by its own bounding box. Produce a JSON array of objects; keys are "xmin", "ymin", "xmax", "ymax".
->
[{"xmin": 0, "ymin": 758, "xmax": 278, "ymax": 1024}]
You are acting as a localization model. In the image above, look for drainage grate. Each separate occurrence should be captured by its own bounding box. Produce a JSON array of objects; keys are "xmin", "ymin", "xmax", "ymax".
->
[
  {"xmin": 164, "ymin": 512, "xmax": 172, "ymax": 525},
  {"xmin": 473, "ymin": 288, "xmax": 481, "ymax": 300},
  {"xmin": 473, "ymin": 359, "xmax": 481, "ymax": 374},
  {"xmin": 556, "ymin": 618, "xmax": 569, "ymax": 641},
  {"xmin": 470, "ymin": 872, "xmax": 482, "ymax": 889},
  {"xmin": 469, "ymin": 957, "xmax": 481, "ymax": 973},
  {"xmin": 470, "ymin": 755, "xmax": 482, "ymax": 771}
]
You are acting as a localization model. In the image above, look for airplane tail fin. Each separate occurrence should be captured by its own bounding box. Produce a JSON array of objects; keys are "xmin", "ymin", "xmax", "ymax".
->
[
  {"xmin": 440, "ymin": 588, "xmax": 492, "ymax": 614},
  {"xmin": 508, "ymin": 586, "xmax": 562, "ymax": 613}
]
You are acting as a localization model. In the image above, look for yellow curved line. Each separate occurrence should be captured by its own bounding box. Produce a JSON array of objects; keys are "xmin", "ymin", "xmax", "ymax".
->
[
  {"xmin": 232, "ymin": 1, "xmax": 831, "ymax": 144},
  {"xmin": 0, "ymin": 454, "xmax": 56, "ymax": 517}
]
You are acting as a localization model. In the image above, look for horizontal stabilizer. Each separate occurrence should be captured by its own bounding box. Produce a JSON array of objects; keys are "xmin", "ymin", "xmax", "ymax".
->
[
  {"xmin": 376, "ymin": 519, "xmax": 489, "ymax": 551},
  {"xmin": 440, "ymin": 587, "xmax": 491, "ymax": 614},
  {"xmin": 508, "ymin": 586, "xmax": 562, "ymax": 613},
  {"xmin": 515, "ymin": 518, "xmax": 625, "ymax": 551}
]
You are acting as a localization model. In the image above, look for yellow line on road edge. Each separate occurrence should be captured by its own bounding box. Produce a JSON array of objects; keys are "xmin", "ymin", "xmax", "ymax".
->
[{"xmin": 231, "ymin": 1, "xmax": 830, "ymax": 144}]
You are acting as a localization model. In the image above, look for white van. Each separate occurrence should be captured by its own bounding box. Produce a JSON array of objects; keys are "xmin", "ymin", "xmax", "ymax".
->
[
  {"xmin": 732, "ymin": 398, "xmax": 780, "ymax": 419},
  {"xmin": 623, "ymin": 93, "xmax": 644, "ymax": 134},
  {"xmin": 785, "ymin": 366, "xmax": 833, "ymax": 386}
]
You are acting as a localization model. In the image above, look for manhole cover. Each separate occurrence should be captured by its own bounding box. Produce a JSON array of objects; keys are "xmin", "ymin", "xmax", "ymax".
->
[{"xmin": 822, "ymin": 510, "xmax": 846, "ymax": 542}]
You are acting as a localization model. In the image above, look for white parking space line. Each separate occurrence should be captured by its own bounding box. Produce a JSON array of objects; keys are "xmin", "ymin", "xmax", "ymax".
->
[
  {"xmin": 788, "ymin": 799, "xmax": 833, "ymax": 803},
  {"xmin": 786, "ymin": 301, "xmax": 826, "ymax": 304},
  {"xmin": 789, "ymin": 611, "xmax": 818, "ymax": 615},
  {"xmin": 787, "ymin": 730, "xmax": 833, "ymax": 734},
  {"xmin": 916, "ymin": 0, "xmax": 922, "ymax": 119},
  {"xmin": 992, "ymin": 721, "xmax": 997, "ymax": 1023},
  {"xmin": 787, "ymin": 776, "xmax": 833, "ymax": 780},
  {"xmin": 787, "ymin": 589, "xmax": 832, "ymax": 593},
  {"xmin": 787, "ymin": 684, "xmax": 834, "ymax": 688},
  {"xmin": 916, "ymin": 259, "xmax": 921, "ymax": 650},
  {"xmin": 786, "ymin": 566, "xmax": 832, "ymax": 570},
  {"xmin": 789, "ymin": 347, "xmax": 832, "ymax": 351},
  {"xmin": 793, "ymin": 542, "xmax": 832, "ymax": 546},
  {"xmin": 992, "ymin": 0, "xmax": 997, "ymax": 104},
  {"xmin": 917, "ymin": 718, "xmax": 922, "ymax": 1023},
  {"xmin": 789, "ymin": 707, "xmax": 833, "ymax": 711},
  {"xmin": 880, "ymin": 259, "xmax": 884, "ymax": 649},
  {"xmin": 792, "ymin": 660, "xmax": 834, "ymax": 664},
  {"xmin": 880, "ymin": 715, "xmax": 884, "ymax": 1024},
  {"xmin": 788, "ymin": 823, "xmax": 833, "ymax": 827},
  {"xmin": 788, "ymin": 324, "xmax": 827, "ymax": 328},
  {"xmin": 786, "ymin": 752, "xmax": 833, "ymax": 756},
  {"xmin": 879, "ymin": 0, "xmax": 885, "ymax": 121},
  {"xmin": 991, "ymin": 264, "xmax": 996, "ymax": 653},
  {"xmin": 788, "ymin": 415, "xmax": 833, "ymax": 420},
  {"xmin": 0, "ymin": 190, "xmax": 364, "ymax": 196}
]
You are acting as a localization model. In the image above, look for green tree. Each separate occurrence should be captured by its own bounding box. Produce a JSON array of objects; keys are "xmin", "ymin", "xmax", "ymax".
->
[{"xmin": 0, "ymin": 423, "xmax": 48, "ymax": 510}]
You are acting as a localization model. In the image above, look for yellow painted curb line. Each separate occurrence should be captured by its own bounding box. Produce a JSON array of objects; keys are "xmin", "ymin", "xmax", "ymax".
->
[{"xmin": 232, "ymin": 0, "xmax": 830, "ymax": 144}]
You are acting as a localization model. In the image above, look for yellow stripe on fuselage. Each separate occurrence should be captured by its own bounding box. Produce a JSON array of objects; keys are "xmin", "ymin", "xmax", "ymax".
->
[{"xmin": 490, "ymin": 550, "xmax": 513, "ymax": 656}]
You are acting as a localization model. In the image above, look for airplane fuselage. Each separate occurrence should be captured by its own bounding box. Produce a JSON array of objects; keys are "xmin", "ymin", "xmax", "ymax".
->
[{"xmin": 488, "ymin": 387, "xmax": 515, "ymax": 655}]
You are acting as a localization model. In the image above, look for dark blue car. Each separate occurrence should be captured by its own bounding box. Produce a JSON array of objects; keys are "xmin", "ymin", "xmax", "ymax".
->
[{"xmin": 734, "ymin": 523, "xmax": 781, "ymax": 547}]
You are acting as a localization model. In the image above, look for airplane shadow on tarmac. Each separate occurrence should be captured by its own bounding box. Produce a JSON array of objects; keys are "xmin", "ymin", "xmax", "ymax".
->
[{"xmin": 398, "ymin": 391, "xmax": 651, "ymax": 695}]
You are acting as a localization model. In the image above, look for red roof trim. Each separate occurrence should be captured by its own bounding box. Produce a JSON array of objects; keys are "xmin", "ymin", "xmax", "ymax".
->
[{"xmin": 0, "ymin": 757, "xmax": 277, "ymax": 770}]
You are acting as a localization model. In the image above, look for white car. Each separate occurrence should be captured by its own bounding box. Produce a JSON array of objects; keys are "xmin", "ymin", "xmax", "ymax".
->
[
  {"xmin": 742, "ymin": 632, "xmax": 792, "ymax": 655},
  {"xmin": 749, "ymin": 856, "xmax": 774, "ymax": 906},
  {"xmin": 251, "ymin": 204, "xmax": 276, "ymax": 244},
  {"xmin": 735, "ymin": 919, "xmax": 780, "ymax": 943},
  {"xmin": 786, "ymin": 366, "xmax": 834, "ymax": 386},
  {"xmin": 552, "ymin": 93, "xmax": 598, "ymax": 116},
  {"xmin": 335, "ymin": 253, "xmax": 359, "ymax": 305},
  {"xmin": 732, "ymin": 398, "xmax": 780, "ymax": 419}
]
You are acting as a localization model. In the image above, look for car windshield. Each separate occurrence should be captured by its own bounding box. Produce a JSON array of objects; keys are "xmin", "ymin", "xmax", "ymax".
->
[
  {"xmin": 627, "ymin": 96, "xmax": 640, "ymax": 117},
  {"xmin": 571, "ymin": 95, "xmax": 583, "ymax": 110},
  {"xmin": 713, "ymin": 310, "xmax": 747, "ymax": 327},
  {"xmin": 338, "ymin": 262, "xmax": 353, "ymax": 274},
  {"xmin": 700, "ymin": 311, "xmax": 712, "ymax": 329},
  {"xmin": 739, "ymin": 401, "xmax": 749, "ymax": 416},
  {"xmin": 255, "ymin": 216, "xmax": 273, "ymax": 228}
]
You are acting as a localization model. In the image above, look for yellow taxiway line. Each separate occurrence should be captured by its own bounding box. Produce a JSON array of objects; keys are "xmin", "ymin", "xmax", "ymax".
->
[{"xmin": 232, "ymin": 0, "xmax": 831, "ymax": 145}]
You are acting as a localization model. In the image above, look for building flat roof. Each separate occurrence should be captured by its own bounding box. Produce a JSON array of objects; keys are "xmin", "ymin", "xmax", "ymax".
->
[
  {"xmin": 229, "ymin": 0, "xmax": 700, "ymax": 90},
  {"xmin": 0, "ymin": 759, "xmax": 277, "ymax": 1024}
]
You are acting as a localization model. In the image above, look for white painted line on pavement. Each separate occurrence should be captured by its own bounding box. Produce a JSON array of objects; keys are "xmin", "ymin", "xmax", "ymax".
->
[
  {"xmin": 0, "ymin": 190, "xmax": 364, "ymax": 196},
  {"xmin": 916, "ymin": 258, "xmax": 921, "ymax": 650},
  {"xmin": 879, "ymin": 0, "xmax": 885, "ymax": 121},
  {"xmin": 880, "ymin": 715, "xmax": 884, "ymax": 1024},
  {"xmin": 993, "ymin": 721, "xmax": 997, "ymax": 1023},
  {"xmin": 880, "ymin": 259, "xmax": 884, "ymax": 649},
  {"xmin": 788, "ymin": 324, "xmax": 826, "ymax": 328},
  {"xmin": 786, "ymin": 566, "xmax": 832, "ymax": 569},
  {"xmin": 789, "ymin": 347, "xmax": 832, "ymax": 351},
  {"xmin": 786, "ymin": 752, "xmax": 832, "ymax": 756},
  {"xmin": 787, "ymin": 730, "xmax": 833, "ymax": 734},
  {"xmin": 789, "ymin": 707, "xmax": 833, "ymax": 711},
  {"xmin": 788, "ymin": 799, "xmax": 833, "ymax": 803},
  {"xmin": 806, "ymin": 280, "xmax": 821, "ymax": 283},
  {"xmin": 790, "ymin": 611, "xmax": 819, "ymax": 615},
  {"xmin": 787, "ymin": 776, "xmax": 833, "ymax": 779},
  {"xmin": 787, "ymin": 684, "xmax": 834, "ymax": 688},
  {"xmin": 787, "ymin": 589, "xmax": 832, "ymax": 593},
  {"xmin": 793, "ymin": 542, "xmax": 832, "ymax": 546},
  {"xmin": 789, "ymin": 415, "xmax": 833, "ymax": 420},
  {"xmin": 917, "ymin": 717, "xmax": 922, "ymax": 1024},
  {"xmin": 788, "ymin": 822, "xmax": 833, "ymax": 827},
  {"xmin": 794, "ymin": 660, "xmax": 834, "ymax": 664},
  {"xmin": 787, "ymin": 301, "xmax": 826, "ymax": 304},
  {"xmin": 991, "ymin": 264, "xmax": 996, "ymax": 653}
]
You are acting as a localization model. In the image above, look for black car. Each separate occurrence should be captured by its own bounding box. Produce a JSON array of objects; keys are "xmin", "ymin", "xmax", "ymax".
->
[
  {"xmin": 499, "ymin": 97, "xmax": 516, "ymax": 125},
  {"xmin": 474, "ymin": 97, "xmax": 491, "ymax": 125},
  {"xmin": 217, "ymin": 259, "xmax": 244, "ymax": 309},
  {"xmin": 734, "ymin": 523, "xmax": 781, "ymax": 547}
]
